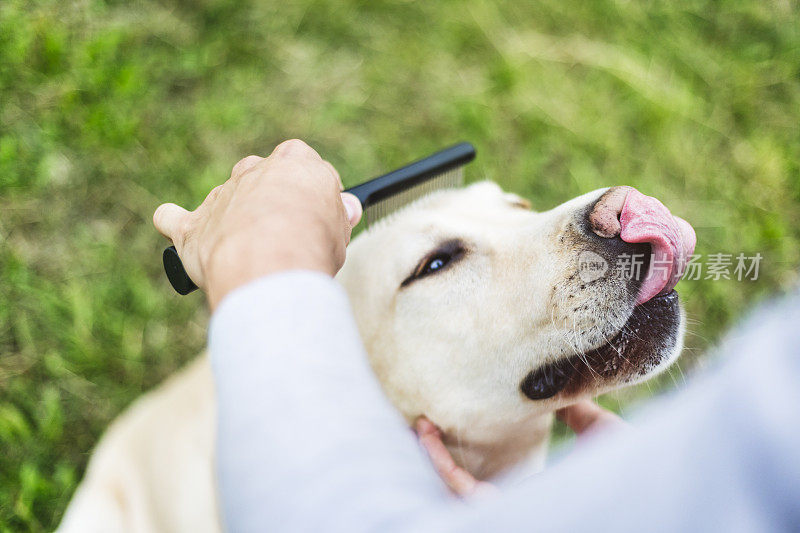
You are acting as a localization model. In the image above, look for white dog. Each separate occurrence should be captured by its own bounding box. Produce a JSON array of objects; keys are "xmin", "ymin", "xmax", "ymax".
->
[{"xmin": 58, "ymin": 182, "xmax": 695, "ymax": 532}]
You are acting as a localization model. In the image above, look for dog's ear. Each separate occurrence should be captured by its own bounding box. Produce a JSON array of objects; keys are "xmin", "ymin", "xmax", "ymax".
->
[{"xmin": 503, "ymin": 192, "xmax": 532, "ymax": 210}]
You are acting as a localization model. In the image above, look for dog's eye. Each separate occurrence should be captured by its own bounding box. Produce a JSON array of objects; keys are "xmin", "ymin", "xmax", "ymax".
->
[
  {"xmin": 422, "ymin": 254, "xmax": 450, "ymax": 275},
  {"xmin": 401, "ymin": 239, "xmax": 466, "ymax": 288}
]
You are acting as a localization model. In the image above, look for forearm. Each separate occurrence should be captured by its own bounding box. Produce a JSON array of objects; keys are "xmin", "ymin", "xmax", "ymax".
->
[
  {"xmin": 210, "ymin": 263, "xmax": 800, "ymax": 533},
  {"xmin": 209, "ymin": 271, "xmax": 452, "ymax": 532}
]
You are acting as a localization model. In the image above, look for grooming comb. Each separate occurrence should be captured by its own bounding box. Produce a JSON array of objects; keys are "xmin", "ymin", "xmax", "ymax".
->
[{"xmin": 162, "ymin": 142, "xmax": 476, "ymax": 294}]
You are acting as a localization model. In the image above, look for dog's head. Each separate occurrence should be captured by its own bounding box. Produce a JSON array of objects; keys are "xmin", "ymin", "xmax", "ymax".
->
[{"xmin": 337, "ymin": 181, "xmax": 695, "ymax": 477}]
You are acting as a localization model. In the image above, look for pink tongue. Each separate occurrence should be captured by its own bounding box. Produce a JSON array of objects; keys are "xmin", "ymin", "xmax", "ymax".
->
[{"xmin": 619, "ymin": 190, "xmax": 696, "ymax": 305}]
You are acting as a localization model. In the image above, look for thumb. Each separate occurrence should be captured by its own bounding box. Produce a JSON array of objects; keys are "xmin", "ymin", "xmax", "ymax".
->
[{"xmin": 153, "ymin": 203, "xmax": 190, "ymax": 242}]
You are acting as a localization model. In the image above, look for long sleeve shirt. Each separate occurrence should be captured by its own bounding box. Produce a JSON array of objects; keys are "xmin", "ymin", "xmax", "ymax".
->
[{"xmin": 210, "ymin": 271, "xmax": 800, "ymax": 532}]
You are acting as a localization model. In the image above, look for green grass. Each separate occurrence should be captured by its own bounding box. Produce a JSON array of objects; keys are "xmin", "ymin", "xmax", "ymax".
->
[{"xmin": 1, "ymin": 0, "xmax": 798, "ymax": 529}]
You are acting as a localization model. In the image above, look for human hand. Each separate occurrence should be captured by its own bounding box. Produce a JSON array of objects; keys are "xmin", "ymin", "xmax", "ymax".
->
[
  {"xmin": 153, "ymin": 139, "xmax": 362, "ymax": 309},
  {"xmin": 555, "ymin": 399, "xmax": 628, "ymax": 441},
  {"xmin": 416, "ymin": 400, "xmax": 627, "ymax": 498},
  {"xmin": 414, "ymin": 417, "xmax": 499, "ymax": 498}
]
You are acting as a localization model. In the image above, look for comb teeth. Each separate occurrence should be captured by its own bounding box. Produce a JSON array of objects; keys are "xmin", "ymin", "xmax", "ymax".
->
[{"xmin": 363, "ymin": 167, "xmax": 465, "ymax": 227}]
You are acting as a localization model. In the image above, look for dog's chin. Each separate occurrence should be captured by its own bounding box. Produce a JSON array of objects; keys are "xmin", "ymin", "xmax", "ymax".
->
[{"xmin": 520, "ymin": 291, "xmax": 682, "ymax": 401}]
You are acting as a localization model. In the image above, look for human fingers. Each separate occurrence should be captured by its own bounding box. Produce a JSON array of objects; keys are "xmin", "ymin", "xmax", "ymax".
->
[
  {"xmin": 270, "ymin": 138, "xmax": 322, "ymax": 160},
  {"xmin": 556, "ymin": 399, "xmax": 627, "ymax": 437},
  {"xmin": 153, "ymin": 203, "xmax": 190, "ymax": 243},
  {"xmin": 415, "ymin": 417, "xmax": 497, "ymax": 498},
  {"xmin": 231, "ymin": 155, "xmax": 264, "ymax": 180}
]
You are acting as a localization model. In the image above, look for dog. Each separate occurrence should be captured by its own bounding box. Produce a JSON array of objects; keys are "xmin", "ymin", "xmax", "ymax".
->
[{"xmin": 58, "ymin": 181, "xmax": 695, "ymax": 532}]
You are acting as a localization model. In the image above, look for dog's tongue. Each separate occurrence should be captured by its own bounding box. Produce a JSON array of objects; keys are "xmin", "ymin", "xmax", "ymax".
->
[{"xmin": 619, "ymin": 189, "xmax": 696, "ymax": 305}]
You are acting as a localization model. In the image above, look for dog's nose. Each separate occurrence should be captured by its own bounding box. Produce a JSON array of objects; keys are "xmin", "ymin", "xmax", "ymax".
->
[
  {"xmin": 589, "ymin": 186, "xmax": 633, "ymax": 238},
  {"xmin": 589, "ymin": 186, "xmax": 696, "ymax": 304}
]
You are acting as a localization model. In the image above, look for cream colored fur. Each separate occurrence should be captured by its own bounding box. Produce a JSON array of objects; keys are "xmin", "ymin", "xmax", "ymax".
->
[{"xmin": 58, "ymin": 182, "xmax": 684, "ymax": 532}]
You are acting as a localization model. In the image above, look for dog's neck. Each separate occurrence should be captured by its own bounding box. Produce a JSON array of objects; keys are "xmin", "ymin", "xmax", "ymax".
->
[{"xmin": 441, "ymin": 412, "xmax": 554, "ymax": 480}]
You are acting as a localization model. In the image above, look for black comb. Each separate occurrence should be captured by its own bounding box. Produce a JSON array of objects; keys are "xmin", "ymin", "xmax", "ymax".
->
[{"xmin": 163, "ymin": 142, "xmax": 476, "ymax": 295}]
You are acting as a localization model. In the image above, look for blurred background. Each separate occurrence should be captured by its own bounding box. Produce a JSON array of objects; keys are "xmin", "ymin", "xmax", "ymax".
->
[{"xmin": 1, "ymin": 0, "xmax": 798, "ymax": 529}]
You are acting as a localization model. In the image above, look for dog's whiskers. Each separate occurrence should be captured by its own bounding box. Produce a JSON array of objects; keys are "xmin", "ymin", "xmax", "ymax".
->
[
  {"xmin": 595, "ymin": 323, "xmax": 633, "ymax": 369},
  {"xmin": 570, "ymin": 315, "xmax": 602, "ymax": 378}
]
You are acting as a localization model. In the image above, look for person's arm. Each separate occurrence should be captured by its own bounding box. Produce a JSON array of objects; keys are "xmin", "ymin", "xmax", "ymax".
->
[
  {"xmin": 211, "ymin": 274, "xmax": 800, "ymax": 532},
  {"xmin": 155, "ymin": 139, "xmax": 800, "ymax": 532},
  {"xmin": 209, "ymin": 272, "xmax": 452, "ymax": 532},
  {"xmin": 153, "ymin": 140, "xmax": 456, "ymax": 531}
]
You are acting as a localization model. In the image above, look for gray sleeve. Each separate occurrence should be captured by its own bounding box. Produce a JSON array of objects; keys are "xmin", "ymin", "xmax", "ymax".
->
[
  {"xmin": 209, "ymin": 272, "xmax": 453, "ymax": 533},
  {"xmin": 455, "ymin": 292, "xmax": 800, "ymax": 532},
  {"xmin": 211, "ymin": 272, "xmax": 800, "ymax": 533}
]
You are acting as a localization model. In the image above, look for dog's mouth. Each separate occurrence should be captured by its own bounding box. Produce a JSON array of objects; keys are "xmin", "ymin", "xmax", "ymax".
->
[{"xmin": 520, "ymin": 290, "xmax": 681, "ymax": 401}]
